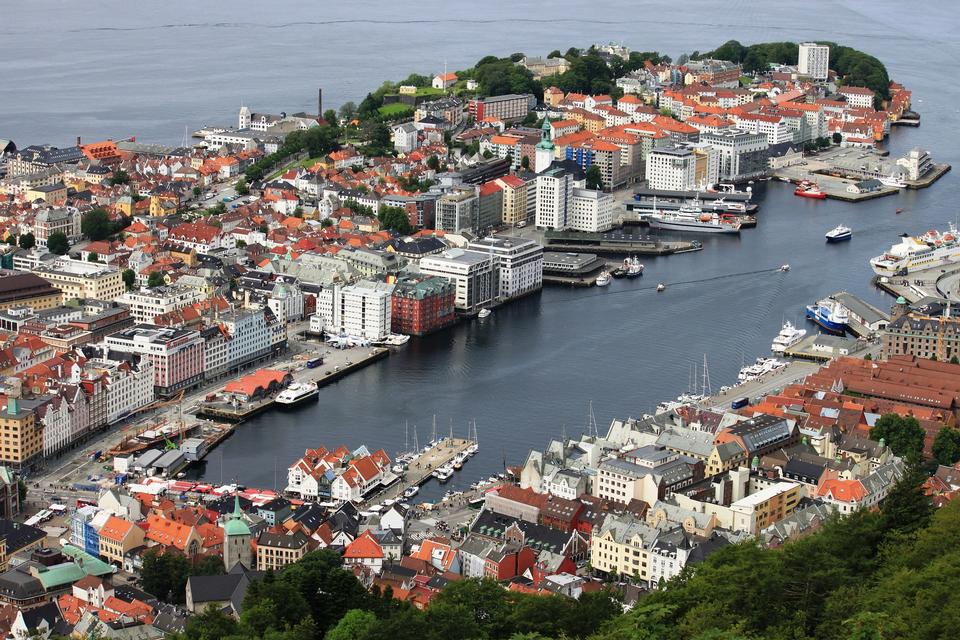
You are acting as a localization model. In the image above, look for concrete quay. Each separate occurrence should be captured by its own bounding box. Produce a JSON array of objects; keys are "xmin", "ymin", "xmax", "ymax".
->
[
  {"xmin": 703, "ymin": 360, "xmax": 821, "ymax": 409},
  {"xmin": 364, "ymin": 437, "xmax": 475, "ymax": 505},
  {"xmin": 873, "ymin": 262, "xmax": 960, "ymax": 304}
]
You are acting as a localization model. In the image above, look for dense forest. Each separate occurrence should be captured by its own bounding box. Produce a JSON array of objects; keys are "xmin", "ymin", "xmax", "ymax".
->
[
  {"xmin": 693, "ymin": 40, "xmax": 891, "ymax": 104},
  {"xmin": 170, "ymin": 469, "xmax": 955, "ymax": 640}
]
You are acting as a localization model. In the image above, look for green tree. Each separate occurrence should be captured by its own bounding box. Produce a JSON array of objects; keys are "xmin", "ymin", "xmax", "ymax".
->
[
  {"xmin": 833, "ymin": 132, "xmax": 843, "ymax": 144},
  {"xmin": 235, "ymin": 178, "xmax": 249, "ymax": 196},
  {"xmin": 82, "ymin": 208, "xmax": 112, "ymax": 241},
  {"xmin": 110, "ymin": 168, "xmax": 130, "ymax": 186},
  {"xmin": 194, "ymin": 555, "xmax": 226, "ymax": 576},
  {"xmin": 17, "ymin": 480, "xmax": 26, "ymax": 504},
  {"xmin": 323, "ymin": 109, "xmax": 339, "ymax": 127},
  {"xmin": 241, "ymin": 576, "xmax": 311, "ymax": 636},
  {"xmin": 325, "ymin": 609, "xmax": 378, "ymax": 640},
  {"xmin": 585, "ymin": 164, "xmax": 604, "ymax": 190},
  {"xmin": 183, "ymin": 605, "xmax": 239, "ymax": 640},
  {"xmin": 880, "ymin": 464, "xmax": 933, "ymax": 535},
  {"xmin": 87, "ymin": 252, "xmax": 99, "ymax": 262},
  {"xmin": 140, "ymin": 549, "xmax": 192, "ymax": 603},
  {"xmin": 870, "ymin": 413, "xmax": 926, "ymax": 462},
  {"xmin": 521, "ymin": 155, "xmax": 530, "ymax": 170},
  {"xmin": 321, "ymin": 218, "xmax": 334, "ymax": 228},
  {"xmin": 18, "ymin": 233, "xmax": 35, "ymax": 249},
  {"xmin": 122, "ymin": 269, "xmax": 136, "ymax": 290},
  {"xmin": 426, "ymin": 155, "xmax": 441, "ymax": 171},
  {"xmin": 192, "ymin": 186, "xmax": 202, "ymax": 198},
  {"xmin": 47, "ymin": 231, "xmax": 69, "ymax": 255},
  {"xmin": 338, "ymin": 101, "xmax": 358, "ymax": 121},
  {"xmin": 147, "ymin": 271, "xmax": 166, "ymax": 289},
  {"xmin": 378, "ymin": 206, "xmax": 413, "ymax": 234},
  {"xmin": 547, "ymin": 49, "xmax": 562, "ymax": 59},
  {"xmin": 933, "ymin": 426, "xmax": 960, "ymax": 466}
]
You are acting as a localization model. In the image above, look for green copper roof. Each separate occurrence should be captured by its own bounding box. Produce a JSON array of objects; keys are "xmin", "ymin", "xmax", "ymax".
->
[
  {"xmin": 225, "ymin": 495, "xmax": 251, "ymax": 536},
  {"xmin": 896, "ymin": 296, "xmax": 907, "ymax": 304}
]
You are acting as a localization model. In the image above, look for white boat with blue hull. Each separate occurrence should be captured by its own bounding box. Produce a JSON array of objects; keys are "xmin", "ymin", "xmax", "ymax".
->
[
  {"xmin": 805, "ymin": 298, "xmax": 849, "ymax": 335},
  {"xmin": 826, "ymin": 225, "xmax": 852, "ymax": 242}
]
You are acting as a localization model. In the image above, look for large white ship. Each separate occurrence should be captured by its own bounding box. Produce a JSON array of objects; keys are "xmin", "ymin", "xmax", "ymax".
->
[
  {"xmin": 869, "ymin": 225, "xmax": 960, "ymax": 276},
  {"xmin": 647, "ymin": 208, "xmax": 741, "ymax": 234}
]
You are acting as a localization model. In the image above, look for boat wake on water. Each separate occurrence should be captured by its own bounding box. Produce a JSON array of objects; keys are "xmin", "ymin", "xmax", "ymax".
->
[{"xmin": 544, "ymin": 266, "xmax": 790, "ymax": 305}]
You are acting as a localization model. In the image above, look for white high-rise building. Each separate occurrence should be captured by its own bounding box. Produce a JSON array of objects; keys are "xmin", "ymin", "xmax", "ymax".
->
[
  {"xmin": 467, "ymin": 237, "xmax": 544, "ymax": 301},
  {"xmin": 798, "ymin": 43, "xmax": 829, "ymax": 81},
  {"xmin": 535, "ymin": 166, "xmax": 577, "ymax": 230},
  {"xmin": 569, "ymin": 189, "xmax": 614, "ymax": 233},
  {"xmin": 419, "ymin": 249, "xmax": 495, "ymax": 312},
  {"xmin": 314, "ymin": 281, "xmax": 394, "ymax": 341},
  {"xmin": 645, "ymin": 147, "xmax": 697, "ymax": 191}
]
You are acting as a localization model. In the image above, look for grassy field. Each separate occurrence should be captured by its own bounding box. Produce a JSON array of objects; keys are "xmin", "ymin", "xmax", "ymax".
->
[
  {"xmin": 266, "ymin": 156, "xmax": 325, "ymax": 180},
  {"xmin": 378, "ymin": 103, "xmax": 415, "ymax": 118}
]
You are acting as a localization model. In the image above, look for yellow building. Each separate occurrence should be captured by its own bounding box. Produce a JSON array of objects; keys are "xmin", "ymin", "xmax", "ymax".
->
[
  {"xmin": 98, "ymin": 516, "xmax": 146, "ymax": 565},
  {"xmin": 150, "ymin": 194, "xmax": 180, "ymax": 217},
  {"xmin": 590, "ymin": 514, "xmax": 658, "ymax": 581},
  {"xmin": 116, "ymin": 195, "xmax": 135, "ymax": 217},
  {"xmin": 24, "ymin": 183, "xmax": 67, "ymax": 205},
  {"xmin": 34, "ymin": 258, "xmax": 124, "ymax": 302},
  {"xmin": 0, "ymin": 273, "xmax": 63, "ymax": 311},
  {"xmin": 705, "ymin": 441, "xmax": 747, "ymax": 477},
  {"xmin": 494, "ymin": 175, "xmax": 530, "ymax": 225},
  {"xmin": 0, "ymin": 399, "xmax": 42, "ymax": 468},
  {"xmin": 256, "ymin": 530, "xmax": 309, "ymax": 571},
  {"xmin": 730, "ymin": 481, "xmax": 802, "ymax": 534}
]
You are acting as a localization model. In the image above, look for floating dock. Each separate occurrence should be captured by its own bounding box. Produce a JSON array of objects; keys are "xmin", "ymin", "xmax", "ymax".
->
[
  {"xmin": 364, "ymin": 438, "xmax": 475, "ymax": 505},
  {"xmin": 543, "ymin": 230, "xmax": 696, "ymax": 255}
]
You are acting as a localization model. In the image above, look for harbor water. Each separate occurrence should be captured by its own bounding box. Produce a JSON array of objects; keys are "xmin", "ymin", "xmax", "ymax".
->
[{"xmin": 3, "ymin": 2, "xmax": 959, "ymax": 499}]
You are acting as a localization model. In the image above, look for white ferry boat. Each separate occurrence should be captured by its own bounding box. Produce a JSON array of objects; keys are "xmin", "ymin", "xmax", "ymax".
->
[
  {"xmin": 647, "ymin": 208, "xmax": 741, "ymax": 234},
  {"xmin": 275, "ymin": 383, "xmax": 319, "ymax": 407},
  {"xmin": 771, "ymin": 321, "xmax": 807, "ymax": 353},
  {"xmin": 870, "ymin": 225, "xmax": 960, "ymax": 276},
  {"xmin": 878, "ymin": 174, "xmax": 907, "ymax": 189}
]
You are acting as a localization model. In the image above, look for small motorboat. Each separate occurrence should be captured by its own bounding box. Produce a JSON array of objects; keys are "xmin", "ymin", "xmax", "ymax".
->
[
  {"xmin": 596, "ymin": 271, "xmax": 611, "ymax": 287},
  {"xmin": 779, "ymin": 264, "xmax": 791, "ymax": 272},
  {"xmin": 478, "ymin": 308, "xmax": 492, "ymax": 319},
  {"xmin": 656, "ymin": 283, "xmax": 666, "ymax": 292},
  {"xmin": 896, "ymin": 208, "xmax": 903, "ymax": 214},
  {"xmin": 403, "ymin": 486, "xmax": 419, "ymax": 499}
]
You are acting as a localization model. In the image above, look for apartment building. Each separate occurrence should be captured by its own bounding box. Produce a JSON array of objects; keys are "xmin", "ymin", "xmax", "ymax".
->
[
  {"xmin": 118, "ymin": 286, "xmax": 204, "ymax": 324},
  {"xmin": 435, "ymin": 188, "xmax": 480, "ymax": 234},
  {"xmin": 104, "ymin": 325, "xmax": 204, "ymax": 397},
  {"xmin": 569, "ymin": 188, "xmax": 614, "ymax": 233},
  {"xmin": 256, "ymin": 531, "xmax": 310, "ymax": 571},
  {"xmin": 0, "ymin": 398, "xmax": 42, "ymax": 468},
  {"xmin": 798, "ymin": 42, "xmax": 830, "ymax": 81},
  {"xmin": 419, "ymin": 249, "xmax": 495, "ymax": 313},
  {"xmin": 467, "ymin": 237, "xmax": 544, "ymax": 301},
  {"xmin": 34, "ymin": 258, "xmax": 124, "ymax": 302},
  {"xmin": 698, "ymin": 130, "xmax": 769, "ymax": 182},
  {"xmin": 535, "ymin": 165, "xmax": 577, "ymax": 230},
  {"xmin": 645, "ymin": 147, "xmax": 697, "ymax": 191}
]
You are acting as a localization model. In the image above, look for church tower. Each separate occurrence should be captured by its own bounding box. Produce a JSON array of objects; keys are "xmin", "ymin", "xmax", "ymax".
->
[
  {"xmin": 239, "ymin": 106, "xmax": 251, "ymax": 130},
  {"xmin": 534, "ymin": 118, "xmax": 555, "ymax": 174},
  {"xmin": 222, "ymin": 496, "xmax": 252, "ymax": 570}
]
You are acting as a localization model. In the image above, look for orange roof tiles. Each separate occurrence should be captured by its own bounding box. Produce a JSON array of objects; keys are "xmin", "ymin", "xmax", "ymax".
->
[
  {"xmin": 99, "ymin": 516, "xmax": 136, "ymax": 541},
  {"xmin": 343, "ymin": 530, "xmax": 384, "ymax": 559}
]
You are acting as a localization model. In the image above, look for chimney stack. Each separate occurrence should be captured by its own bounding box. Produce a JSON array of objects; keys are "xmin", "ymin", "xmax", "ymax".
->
[
  {"xmin": 318, "ymin": 88, "xmax": 323, "ymax": 117},
  {"xmin": 76, "ymin": 136, "xmax": 81, "ymax": 147}
]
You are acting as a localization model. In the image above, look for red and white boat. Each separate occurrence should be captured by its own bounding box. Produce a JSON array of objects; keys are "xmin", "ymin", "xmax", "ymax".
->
[{"xmin": 794, "ymin": 180, "xmax": 827, "ymax": 200}]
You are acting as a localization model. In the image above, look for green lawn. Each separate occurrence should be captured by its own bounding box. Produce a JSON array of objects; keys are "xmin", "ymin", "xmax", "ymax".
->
[
  {"xmin": 378, "ymin": 103, "xmax": 415, "ymax": 118},
  {"xmin": 415, "ymin": 86, "xmax": 444, "ymax": 97}
]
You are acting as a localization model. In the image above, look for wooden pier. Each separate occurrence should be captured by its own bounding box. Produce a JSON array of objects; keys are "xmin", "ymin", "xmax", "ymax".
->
[{"xmin": 363, "ymin": 438, "xmax": 474, "ymax": 505}]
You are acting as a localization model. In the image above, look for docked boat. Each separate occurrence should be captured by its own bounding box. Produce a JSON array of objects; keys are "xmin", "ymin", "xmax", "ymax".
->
[
  {"xmin": 373, "ymin": 334, "xmax": 411, "ymax": 347},
  {"xmin": 402, "ymin": 486, "xmax": 419, "ymax": 499},
  {"xmin": 647, "ymin": 208, "xmax": 741, "ymax": 234},
  {"xmin": 595, "ymin": 271, "xmax": 612, "ymax": 286},
  {"xmin": 879, "ymin": 174, "xmax": 907, "ymax": 189},
  {"xmin": 478, "ymin": 308, "xmax": 492, "ymax": 318},
  {"xmin": 629, "ymin": 194, "xmax": 759, "ymax": 215},
  {"xmin": 805, "ymin": 298, "xmax": 849, "ymax": 335},
  {"xmin": 610, "ymin": 266, "xmax": 628, "ymax": 278},
  {"xmin": 275, "ymin": 383, "xmax": 319, "ymax": 407},
  {"xmin": 771, "ymin": 321, "xmax": 807, "ymax": 353},
  {"xmin": 869, "ymin": 225, "xmax": 960, "ymax": 276},
  {"xmin": 826, "ymin": 225, "xmax": 852, "ymax": 242},
  {"xmin": 433, "ymin": 466, "xmax": 454, "ymax": 482},
  {"xmin": 623, "ymin": 256, "xmax": 644, "ymax": 278},
  {"xmin": 794, "ymin": 181, "xmax": 827, "ymax": 199}
]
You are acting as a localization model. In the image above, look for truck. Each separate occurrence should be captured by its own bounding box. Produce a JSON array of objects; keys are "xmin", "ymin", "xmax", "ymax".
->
[{"xmin": 730, "ymin": 397, "xmax": 750, "ymax": 410}]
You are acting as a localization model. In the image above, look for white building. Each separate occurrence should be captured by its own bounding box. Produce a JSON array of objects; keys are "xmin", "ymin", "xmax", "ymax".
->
[
  {"xmin": 86, "ymin": 354, "xmax": 155, "ymax": 425},
  {"xmin": 315, "ymin": 281, "xmax": 394, "ymax": 341},
  {"xmin": 896, "ymin": 148, "xmax": 934, "ymax": 180},
  {"xmin": 419, "ymin": 249, "xmax": 495, "ymax": 313},
  {"xmin": 699, "ymin": 130, "xmax": 769, "ymax": 182},
  {"xmin": 221, "ymin": 309, "xmax": 285, "ymax": 371},
  {"xmin": 435, "ymin": 189, "xmax": 479, "ymax": 234},
  {"xmin": 838, "ymin": 86, "xmax": 876, "ymax": 109},
  {"xmin": 569, "ymin": 188, "xmax": 614, "ymax": 233},
  {"xmin": 645, "ymin": 147, "xmax": 697, "ymax": 191},
  {"xmin": 117, "ymin": 286, "xmax": 204, "ymax": 324},
  {"xmin": 733, "ymin": 114, "xmax": 794, "ymax": 146},
  {"xmin": 467, "ymin": 237, "xmax": 544, "ymax": 301},
  {"xmin": 535, "ymin": 166, "xmax": 577, "ymax": 230},
  {"xmin": 797, "ymin": 43, "xmax": 830, "ymax": 81}
]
